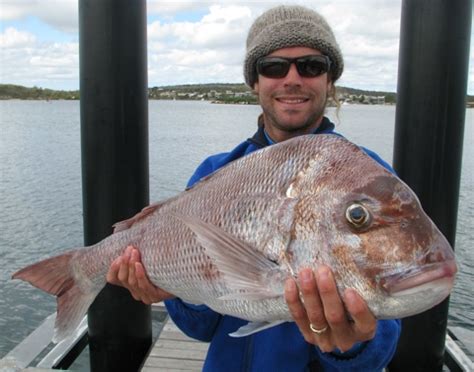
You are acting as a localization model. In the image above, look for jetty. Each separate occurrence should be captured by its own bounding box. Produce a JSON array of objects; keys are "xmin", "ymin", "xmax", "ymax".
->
[
  {"xmin": 141, "ymin": 306, "xmax": 209, "ymax": 372},
  {"xmin": 0, "ymin": 304, "xmax": 209, "ymax": 371},
  {"xmin": 1, "ymin": 304, "xmax": 473, "ymax": 371},
  {"xmin": 1, "ymin": 304, "xmax": 472, "ymax": 371}
]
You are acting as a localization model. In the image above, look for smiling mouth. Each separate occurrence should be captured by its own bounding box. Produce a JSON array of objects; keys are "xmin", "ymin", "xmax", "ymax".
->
[{"xmin": 276, "ymin": 97, "xmax": 309, "ymax": 104}]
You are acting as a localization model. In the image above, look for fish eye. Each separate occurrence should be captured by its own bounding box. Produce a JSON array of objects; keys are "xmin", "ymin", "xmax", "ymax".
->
[{"xmin": 345, "ymin": 203, "xmax": 370, "ymax": 228}]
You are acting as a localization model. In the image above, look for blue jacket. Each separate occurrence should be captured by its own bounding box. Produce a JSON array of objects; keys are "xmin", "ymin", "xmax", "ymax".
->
[{"xmin": 165, "ymin": 117, "xmax": 401, "ymax": 371}]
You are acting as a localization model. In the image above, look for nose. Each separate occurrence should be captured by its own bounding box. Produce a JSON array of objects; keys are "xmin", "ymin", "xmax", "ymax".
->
[{"xmin": 283, "ymin": 63, "xmax": 303, "ymax": 85}]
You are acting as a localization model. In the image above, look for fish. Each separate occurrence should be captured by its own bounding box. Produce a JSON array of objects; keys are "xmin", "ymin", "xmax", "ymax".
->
[{"xmin": 12, "ymin": 134, "xmax": 457, "ymax": 342}]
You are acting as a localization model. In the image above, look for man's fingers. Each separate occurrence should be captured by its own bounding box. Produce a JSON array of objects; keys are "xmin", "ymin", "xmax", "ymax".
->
[
  {"xmin": 127, "ymin": 248, "xmax": 139, "ymax": 287},
  {"xmin": 135, "ymin": 262, "xmax": 157, "ymax": 294},
  {"xmin": 285, "ymin": 278, "xmax": 309, "ymax": 325},
  {"xmin": 136, "ymin": 262, "xmax": 174, "ymax": 303},
  {"xmin": 133, "ymin": 247, "xmax": 142, "ymax": 261},
  {"xmin": 285, "ymin": 277, "xmax": 317, "ymax": 344},
  {"xmin": 135, "ymin": 262, "xmax": 148, "ymax": 285},
  {"xmin": 117, "ymin": 247, "xmax": 131, "ymax": 283},
  {"xmin": 107, "ymin": 245, "xmax": 174, "ymax": 304},
  {"xmin": 106, "ymin": 257, "xmax": 121, "ymax": 285},
  {"xmin": 299, "ymin": 268, "xmax": 337, "ymax": 352},
  {"xmin": 316, "ymin": 266, "xmax": 347, "ymax": 330},
  {"xmin": 299, "ymin": 269, "xmax": 327, "ymax": 332},
  {"xmin": 316, "ymin": 266, "xmax": 358, "ymax": 351},
  {"xmin": 344, "ymin": 289, "xmax": 377, "ymax": 339}
]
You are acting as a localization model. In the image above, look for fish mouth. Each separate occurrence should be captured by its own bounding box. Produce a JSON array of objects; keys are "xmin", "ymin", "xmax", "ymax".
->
[{"xmin": 381, "ymin": 259, "xmax": 457, "ymax": 297}]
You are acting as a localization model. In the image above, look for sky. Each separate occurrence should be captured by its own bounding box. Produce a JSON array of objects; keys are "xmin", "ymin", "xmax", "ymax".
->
[{"xmin": 0, "ymin": 0, "xmax": 473, "ymax": 93}]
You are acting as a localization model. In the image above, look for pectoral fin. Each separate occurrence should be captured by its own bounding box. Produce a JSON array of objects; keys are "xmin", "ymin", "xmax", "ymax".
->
[
  {"xmin": 229, "ymin": 320, "xmax": 287, "ymax": 337},
  {"xmin": 172, "ymin": 213, "xmax": 281, "ymax": 299}
]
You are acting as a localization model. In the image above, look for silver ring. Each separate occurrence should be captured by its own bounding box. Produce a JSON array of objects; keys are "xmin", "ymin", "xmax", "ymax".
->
[{"xmin": 310, "ymin": 323, "xmax": 328, "ymax": 335}]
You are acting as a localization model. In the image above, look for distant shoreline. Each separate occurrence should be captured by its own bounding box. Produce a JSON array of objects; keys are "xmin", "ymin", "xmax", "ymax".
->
[
  {"xmin": 0, "ymin": 98, "xmax": 401, "ymax": 107},
  {"xmin": 1, "ymin": 83, "xmax": 473, "ymax": 107},
  {"xmin": 0, "ymin": 83, "xmax": 397, "ymax": 105}
]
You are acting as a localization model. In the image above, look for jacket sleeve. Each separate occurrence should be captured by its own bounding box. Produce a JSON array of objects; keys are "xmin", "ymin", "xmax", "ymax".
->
[
  {"xmin": 316, "ymin": 319, "xmax": 401, "ymax": 371},
  {"xmin": 164, "ymin": 299, "xmax": 222, "ymax": 342},
  {"xmin": 361, "ymin": 147, "xmax": 395, "ymax": 174}
]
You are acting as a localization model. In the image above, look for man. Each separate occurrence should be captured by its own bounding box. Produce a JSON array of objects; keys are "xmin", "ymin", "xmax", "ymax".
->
[{"xmin": 108, "ymin": 5, "xmax": 401, "ymax": 371}]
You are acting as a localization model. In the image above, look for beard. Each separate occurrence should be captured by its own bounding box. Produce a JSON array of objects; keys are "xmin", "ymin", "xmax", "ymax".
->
[{"xmin": 259, "ymin": 86, "xmax": 329, "ymax": 135}]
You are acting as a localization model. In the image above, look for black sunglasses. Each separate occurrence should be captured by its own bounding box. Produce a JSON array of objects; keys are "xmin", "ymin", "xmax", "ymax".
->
[{"xmin": 256, "ymin": 55, "xmax": 332, "ymax": 79}]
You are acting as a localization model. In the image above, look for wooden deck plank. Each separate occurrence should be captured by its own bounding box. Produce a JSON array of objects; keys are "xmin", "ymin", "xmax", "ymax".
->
[
  {"xmin": 143, "ymin": 357, "xmax": 205, "ymax": 370},
  {"xmin": 142, "ymin": 308, "xmax": 209, "ymax": 371},
  {"xmin": 149, "ymin": 349, "xmax": 207, "ymax": 361},
  {"xmin": 144, "ymin": 357, "xmax": 205, "ymax": 368},
  {"xmin": 152, "ymin": 339, "xmax": 209, "ymax": 352},
  {"xmin": 159, "ymin": 331, "xmax": 196, "ymax": 342}
]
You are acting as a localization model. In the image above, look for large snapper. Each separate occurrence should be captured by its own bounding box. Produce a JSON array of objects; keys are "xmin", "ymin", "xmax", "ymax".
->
[{"xmin": 13, "ymin": 134, "xmax": 456, "ymax": 342}]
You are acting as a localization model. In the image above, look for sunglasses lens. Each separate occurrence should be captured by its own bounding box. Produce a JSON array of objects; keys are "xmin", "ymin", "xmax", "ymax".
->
[
  {"xmin": 297, "ymin": 56, "xmax": 330, "ymax": 77},
  {"xmin": 257, "ymin": 59, "xmax": 290, "ymax": 78},
  {"xmin": 257, "ymin": 55, "xmax": 331, "ymax": 79}
]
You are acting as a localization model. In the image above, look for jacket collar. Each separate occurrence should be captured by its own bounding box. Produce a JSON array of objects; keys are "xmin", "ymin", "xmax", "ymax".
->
[{"xmin": 247, "ymin": 115, "xmax": 336, "ymax": 148}]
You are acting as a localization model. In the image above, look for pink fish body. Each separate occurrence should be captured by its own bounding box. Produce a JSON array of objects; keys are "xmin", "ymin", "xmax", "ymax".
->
[{"xmin": 13, "ymin": 134, "xmax": 457, "ymax": 341}]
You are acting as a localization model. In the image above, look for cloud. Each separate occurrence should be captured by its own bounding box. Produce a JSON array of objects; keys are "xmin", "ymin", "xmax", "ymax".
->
[
  {"xmin": 148, "ymin": 5, "xmax": 252, "ymax": 49},
  {"xmin": 147, "ymin": 5, "xmax": 253, "ymax": 86},
  {"xmin": 1, "ymin": 0, "xmax": 78, "ymax": 33},
  {"xmin": 0, "ymin": 27, "xmax": 36, "ymax": 48},
  {"xmin": 0, "ymin": 27, "xmax": 78, "ymax": 89},
  {"xmin": 0, "ymin": 1, "xmax": 472, "ymax": 93},
  {"xmin": 147, "ymin": 0, "xmax": 207, "ymax": 15},
  {"xmin": 316, "ymin": 1, "xmax": 401, "ymax": 92},
  {"xmin": 0, "ymin": 0, "xmax": 38, "ymax": 21}
]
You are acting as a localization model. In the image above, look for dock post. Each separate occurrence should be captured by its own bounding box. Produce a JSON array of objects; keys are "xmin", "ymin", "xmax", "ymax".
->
[
  {"xmin": 389, "ymin": 0, "xmax": 471, "ymax": 370},
  {"xmin": 79, "ymin": 0, "xmax": 151, "ymax": 371}
]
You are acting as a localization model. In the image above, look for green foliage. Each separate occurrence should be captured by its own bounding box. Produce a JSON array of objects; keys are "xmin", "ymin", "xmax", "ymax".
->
[
  {"xmin": 0, "ymin": 84, "xmax": 79, "ymax": 100},
  {"xmin": 3, "ymin": 82, "xmax": 473, "ymax": 106}
]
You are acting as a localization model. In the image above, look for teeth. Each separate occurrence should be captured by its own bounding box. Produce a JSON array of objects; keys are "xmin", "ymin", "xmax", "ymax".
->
[{"xmin": 278, "ymin": 98, "xmax": 306, "ymax": 104}]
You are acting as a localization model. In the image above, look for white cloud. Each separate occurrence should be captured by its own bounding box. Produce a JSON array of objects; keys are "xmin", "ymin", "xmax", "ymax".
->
[
  {"xmin": 0, "ymin": 0, "xmax": 78, "ymax": 33},
  {"xmin": 0, "ymin": 26, "xmax": 78, "ymax": 89},
  {"xmin": 147, "ymin": 5, "xmax": 253, "ymax": 86},
  {"xmin": 0, "ymin": 1, "xmax": 472, "ymax": 93},
  {"xmin": 0, "ymin": 27, "xmax": 36, "ymax": 48},
  {"xmin": 0, "ymin": 1, "xmax": 38, "ymax": 21},
  {"xmin": 147, "ymin": 1, "xmax": 207, "ymax": 15},
  {"xmin": 148, "ymin": 5, "xmax": 251, "ymax": 49},
  {"xmin": 315, "ymin": 1, "xmax": 401, "ymax": 92}
]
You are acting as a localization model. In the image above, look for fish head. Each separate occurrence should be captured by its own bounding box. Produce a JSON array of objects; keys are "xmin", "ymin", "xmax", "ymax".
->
[
  {"xmin": 326, "ymin": 173, "xmax": 457, "ymax": 319},
  {"xmin": 287, "ymin": 139, "xmax": 457, "ymax": 319}
]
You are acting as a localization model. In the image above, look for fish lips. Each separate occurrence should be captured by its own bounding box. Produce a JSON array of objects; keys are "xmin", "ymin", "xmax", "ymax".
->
[{"xmin": 380, "ymin": 259, "xmax": 457, "ymax": 298}]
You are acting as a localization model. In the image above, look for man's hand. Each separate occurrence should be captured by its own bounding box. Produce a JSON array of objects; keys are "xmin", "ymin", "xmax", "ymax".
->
[
  {"xmin": 285, "ymin": 265, "xmax": 377, "ymax": 353},
  {"xmin": 107, "ymin": 245, "xmax": 175, "ymax": 304}
]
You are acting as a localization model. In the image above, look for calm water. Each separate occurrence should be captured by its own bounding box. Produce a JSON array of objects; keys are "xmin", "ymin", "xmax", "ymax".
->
[{"xmin": 0, "ymin": 100, "xmax": 472, "ymax": 358}]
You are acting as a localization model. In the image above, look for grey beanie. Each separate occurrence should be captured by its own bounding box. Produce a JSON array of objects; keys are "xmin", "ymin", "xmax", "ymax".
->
[{"xmin": 244, "ymin": 5, "xmax": 344, "ymax": 87}]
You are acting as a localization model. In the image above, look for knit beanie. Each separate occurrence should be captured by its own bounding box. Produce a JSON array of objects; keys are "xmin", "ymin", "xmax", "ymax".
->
[{"xmin": 244, "ymin": 5, "xmax": 344, "ymax": 87}]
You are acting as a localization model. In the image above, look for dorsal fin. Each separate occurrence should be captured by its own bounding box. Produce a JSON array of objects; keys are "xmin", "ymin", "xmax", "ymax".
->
[{"xmin": 112, "ymin": 201, "xmax": 164, "ymax": 233}]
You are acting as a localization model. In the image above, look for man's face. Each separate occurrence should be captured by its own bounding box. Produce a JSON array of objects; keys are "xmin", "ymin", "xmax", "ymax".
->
[{"xmin": 254, "ymin": 46, "xmax": 333, "ymax": 143}]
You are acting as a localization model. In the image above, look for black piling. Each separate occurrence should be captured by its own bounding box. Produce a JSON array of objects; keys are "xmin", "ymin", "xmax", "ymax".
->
[
  {"xmin": 79, "ymin": 0, "xmax": 151, "ymax": 371},
  {"xmin": 389, "ymin": 0, "xmax": 471, "ymax": 370}
]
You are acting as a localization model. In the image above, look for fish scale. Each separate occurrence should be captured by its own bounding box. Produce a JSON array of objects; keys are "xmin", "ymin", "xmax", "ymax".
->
[{"xmin": 12, "ymin": 134, "xmax": 456, "ymax": 341}]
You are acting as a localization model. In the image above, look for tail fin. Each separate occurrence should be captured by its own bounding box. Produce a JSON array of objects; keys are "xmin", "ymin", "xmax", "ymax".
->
[{"xmin": 12, "ymin": 251, "xmax": 101, "ymax": 342}]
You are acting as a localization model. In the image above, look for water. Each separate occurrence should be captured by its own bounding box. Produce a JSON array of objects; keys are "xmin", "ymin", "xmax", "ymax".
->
[{"xmin": 0, "ymin": 100, "xmax": 472, "ymax": 359}]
